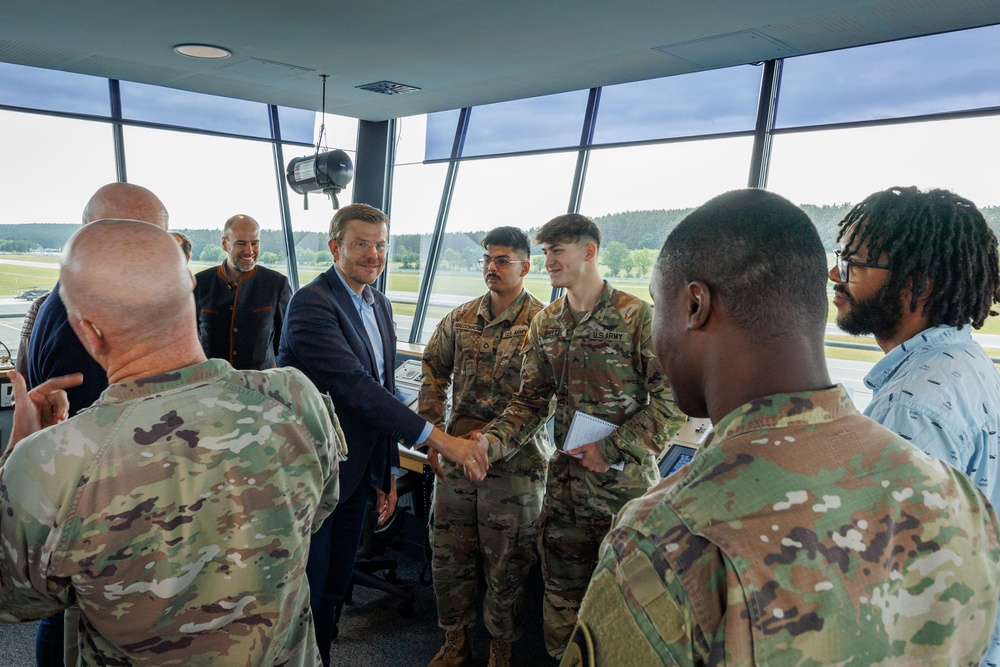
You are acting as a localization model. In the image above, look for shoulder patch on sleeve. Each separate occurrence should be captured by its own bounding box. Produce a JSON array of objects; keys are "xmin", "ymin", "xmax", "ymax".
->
[{"xmin": 560, "ymin": 622, "xmax": 594, "ymax": 667}]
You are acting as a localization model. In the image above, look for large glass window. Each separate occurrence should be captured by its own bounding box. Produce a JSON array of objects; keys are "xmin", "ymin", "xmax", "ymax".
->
[
  {"xmin": 123, "ymin": 126, "xmax": 285, "ymax": 281},
  {"xmin": 594, "ymin": 65, "xmax": 761, "ymax": 144},
  {"xmin": 0, "ymin": 111, "xmax": 115, "ymax": 291},
  {"xmin": 423, "ymin": 109, "xmax": 461, "ymax": 161},
  {"xmin": 581, "ymin": 137, "xmax": 754, "ymax": 304},
  {"xmin": 120, "ymin": 82, "xmax": 272, "ymax": 138},
  {"xmin": 388, "ymin": 115, "xmax": 448, "ymax": 341},
  {"xmin": 776, "ymin": 23, "xmax": 1000, "ymax": 128},
  {"xmin": 417, "ymin": 151, "xmax": 578, "ymax": 342},
  {"xmin": 768, "ymin": 116, "xmax": 1000, "ymax": 232},
  {"xmin": 768, "ymin": 115, "xmax": 1000, "ymax": 403},
  {"xmin": 0, "ymin": 111, "xmax": 116, "ymax": 360},
  {"xmin": 276, "ymin": 106, "xmax": 317, "ymax": 145},
  {"xmin": 0, "ymin": 62, "xmax": 109, "ymax": 117},
  {"xmin": 460, "ymin": 90, "xmax": 590, "ymax": 158}
]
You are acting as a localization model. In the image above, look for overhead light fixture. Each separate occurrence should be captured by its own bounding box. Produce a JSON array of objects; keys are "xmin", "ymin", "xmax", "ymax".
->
[
  {"xmin": 173, "ymin": 44, "xmax": 232, "ymax": 59},
  {"xmin": 286, "ymin": 75, "xmax": 354, "ymax": 210}
]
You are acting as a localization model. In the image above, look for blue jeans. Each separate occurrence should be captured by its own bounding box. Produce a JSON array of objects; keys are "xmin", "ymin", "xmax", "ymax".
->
[
  {"xmin": 306, "ymin": 476, "xmax": 370, "ymax": 667},
  {"xmin": 35, "ymin": 612, "xmax": 64, "ymax": 667}
]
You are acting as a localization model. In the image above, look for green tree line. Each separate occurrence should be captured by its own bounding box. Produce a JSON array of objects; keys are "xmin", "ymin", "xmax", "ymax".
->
[{"xmin": 2, "ymin": 204, "xmax": 998, "ymax": 278}]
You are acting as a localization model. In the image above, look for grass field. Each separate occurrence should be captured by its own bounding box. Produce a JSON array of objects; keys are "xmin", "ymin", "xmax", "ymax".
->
[
  {"xmin": 0, "ymin": 255, "xmax": 61, "ymax": 296},
  {"xmin": 1, "ymin": 253, "xmax": 995, "ymax": 364}
]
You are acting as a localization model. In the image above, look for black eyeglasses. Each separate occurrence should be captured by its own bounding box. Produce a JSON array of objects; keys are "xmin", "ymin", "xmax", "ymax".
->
[
  {"xmin": 834, "ymin": 249, "xmax": 890, "ymax": 282},
  {"xmin": 477, "ymin": 257, "xmax": 526, "ymax": 269}
]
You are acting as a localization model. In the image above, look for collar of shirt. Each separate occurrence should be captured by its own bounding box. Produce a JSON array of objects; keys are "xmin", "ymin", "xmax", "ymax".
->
[
  {"xmin": 554, "ymin": 280, "xmax": 619, "ymax": 328},
  {"xmin": 332, "ymin": 264, "xmax": 375, "ymax": 313},
  {"xmin": 477, "ymin": 289, "xmax": 527, "ymax": 326},
  {"xmin": 96, "ymin": 359, "xmax": 233, "ymax": 405},
  {"xmin": 863, "ymin": 324, "xmax": 969, "ymax": 392},
  {"xmin": 331, "ymin": 264, "xmax": 386, "ymax": 385},
  {"xmin": 217, "ymin": 261, "xmax": 257, "ymax": 286},
  {"xmin": 705, "ymin": 385, "xmax": 856, "ymax": 449}
]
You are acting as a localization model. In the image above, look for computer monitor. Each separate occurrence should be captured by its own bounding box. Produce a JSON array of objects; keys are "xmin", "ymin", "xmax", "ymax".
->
[{"xmin": 658, "ymin": 444, "xmax": 697, "ymax": 478}]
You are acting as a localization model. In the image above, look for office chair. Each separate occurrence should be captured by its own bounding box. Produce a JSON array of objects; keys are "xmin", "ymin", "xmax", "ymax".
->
[{"xmin": 344, "ymin": 470, "xmax": 419, "ymax": 616}]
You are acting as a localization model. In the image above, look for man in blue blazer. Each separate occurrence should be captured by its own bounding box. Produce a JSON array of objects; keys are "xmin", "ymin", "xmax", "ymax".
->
[{"xmin": 278, "ymin": 203, "xmax": 487, "ymax": 665}]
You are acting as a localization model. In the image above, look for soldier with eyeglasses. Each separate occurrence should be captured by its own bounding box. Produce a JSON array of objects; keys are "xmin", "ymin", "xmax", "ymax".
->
[{"xmin": 419, "ymin": 227, "xmax": 552, "ymax": 667}]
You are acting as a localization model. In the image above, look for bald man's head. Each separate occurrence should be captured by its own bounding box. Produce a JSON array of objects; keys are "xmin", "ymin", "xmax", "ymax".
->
[
  {"xmin": 61, "ymin": 220, "xmax": 192, "ymax": 349},
  {"xmin": 82, "ymin": 183, "xmax": 169, "ymax": 229}
]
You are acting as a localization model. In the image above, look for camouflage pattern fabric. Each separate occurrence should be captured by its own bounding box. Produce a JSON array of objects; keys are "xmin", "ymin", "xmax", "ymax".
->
[
  {"xmin": 567, "ymin": 386, "xmax": 1000, "ymax": 667},
  {"xmin": 483, "ymin": 282, "xmax": 685, "ymax": 656},
  {"xmin": 420, "ymin": 290, "xmax": 551, "ymax": 642},
  {"xmin": 421, "ymin": 290, "xmax": 552, "ymax": 471},
  {"xmin": 429, "ymin": 457, "xmax": 546, "ymax": 641},
  {"xmin": 0, "ymin": 359, "xmax": 346, "ymax": 666}
]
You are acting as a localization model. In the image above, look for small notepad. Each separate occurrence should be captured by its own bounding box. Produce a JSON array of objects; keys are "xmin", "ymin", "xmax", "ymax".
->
[{"xmin": 563, "ymin": 411, "xmax": 624, "ymax": 471}]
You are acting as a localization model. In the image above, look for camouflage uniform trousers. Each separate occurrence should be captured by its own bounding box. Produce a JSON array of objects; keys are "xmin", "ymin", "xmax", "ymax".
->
[
  {"xmin": 540, "ymin": 453, "xmax": 657, "ymax": 657},
  {"xmin": 430, "ymin": 456, "xmax": 547, "ymax": 641}
]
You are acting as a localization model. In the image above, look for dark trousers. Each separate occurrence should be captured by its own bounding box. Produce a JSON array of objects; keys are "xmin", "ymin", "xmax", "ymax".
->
[
  {"xmin": 306, "ymin": 472, "xmax": 371, "ymax": 667},
  {"xmin": 34, "ymin": 612, "xmax": 64, "ymax": 667}
]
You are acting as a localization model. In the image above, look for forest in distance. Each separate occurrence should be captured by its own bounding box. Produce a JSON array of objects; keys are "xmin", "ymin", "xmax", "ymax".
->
[{"xmin": 1, "ymin": 203, "xmax": 998, "ymax": 280}]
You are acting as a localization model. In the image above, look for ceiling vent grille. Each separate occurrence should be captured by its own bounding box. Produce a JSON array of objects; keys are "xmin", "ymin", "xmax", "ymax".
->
[{"xmin": 356, "ymin": 80, "xmax": 421, "ymax": 95}]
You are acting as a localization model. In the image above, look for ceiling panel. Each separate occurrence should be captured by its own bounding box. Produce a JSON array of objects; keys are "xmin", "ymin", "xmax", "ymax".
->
[{"xmin": 0, "ymin": 0, "xmax": 997, "ymax": 121}]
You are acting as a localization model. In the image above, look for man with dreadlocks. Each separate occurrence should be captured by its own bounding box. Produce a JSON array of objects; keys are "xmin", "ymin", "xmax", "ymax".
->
[{"xmin": 830, "ymin": 185, "xmax": 1000, "ymax": 666}]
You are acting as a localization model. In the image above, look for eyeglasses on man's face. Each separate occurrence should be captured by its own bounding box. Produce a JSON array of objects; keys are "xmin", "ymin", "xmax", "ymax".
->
[
  {"xmin": 477, "ymin": 256, "xmax": 526, "ymax": 269},
  {"xmin": 834, "ymin": 249, "xmax": 890, "ymax": 282},
  {"xmin": 340, "ymin": 239, "xmax": 389, "ymax": 254}
]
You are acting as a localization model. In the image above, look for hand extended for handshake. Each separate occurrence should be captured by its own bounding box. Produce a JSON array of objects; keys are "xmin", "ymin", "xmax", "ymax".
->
[{"xmin": 424, "ymin": 429, "xmax": 490, "ymax": 483}]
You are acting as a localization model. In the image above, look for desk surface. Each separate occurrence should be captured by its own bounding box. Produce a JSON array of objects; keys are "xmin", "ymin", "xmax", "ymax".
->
[{"xmin": 399, "ymin": 444, "xmax": 428, "ymax": 473}]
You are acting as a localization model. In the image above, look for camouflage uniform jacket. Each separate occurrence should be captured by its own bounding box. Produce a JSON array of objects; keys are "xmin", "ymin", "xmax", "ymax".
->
[
  {"xmin": 0, "ymin": 359, "xmax": 346, "ymax": 666},
  {"xmin": 420, "ymin": 289, "xmax": 553, "ymax": 471},
  {"xmin": 572, "ymin": 386, "xmax": 1000, "ymax": 666},
  {"xmin": 484, "ymin": 281, "xmax": 683, "ymax": 483}
]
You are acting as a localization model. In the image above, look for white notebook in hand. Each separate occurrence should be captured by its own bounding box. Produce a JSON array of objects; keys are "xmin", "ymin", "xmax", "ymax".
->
[{"xmin": 563, "ymin": 411, "xmax": 625, "ymax": 471}]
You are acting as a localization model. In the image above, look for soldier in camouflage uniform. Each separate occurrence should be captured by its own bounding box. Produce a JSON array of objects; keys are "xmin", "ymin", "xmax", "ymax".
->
[
  {"xmin": 565, "ymin": 189, "xmax": 1000, "ymax": 666},
  {"xmin": 479, "ymin": 214, "xmax": 685, "ymax": 659},
  {"xmin": 420, "ymin": 227, "xmax": 552, "ymax": 667},
  {"xmin": 0, "ymin": 220, "xmax": 345, "ymax": 666}
]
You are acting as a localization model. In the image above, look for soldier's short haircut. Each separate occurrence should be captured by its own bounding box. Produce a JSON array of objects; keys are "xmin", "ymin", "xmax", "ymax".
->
[
  {"xmin": 482, "ymin": 226, "xmax": 531, "ymax": 259},
  {"xmin": 836, "ymin": 186, "xmax": 999, "ymax": 329},
  {"xmin": 328, "ymin": 203, "xmax": 389, "ymax": 241},
  {"xmin": 534, "ymin": 213, "xmax": 601, "ymax": 249},
  {"xmin": 657, "ymin": 188, "xmax": 828, "ymax": 339}
]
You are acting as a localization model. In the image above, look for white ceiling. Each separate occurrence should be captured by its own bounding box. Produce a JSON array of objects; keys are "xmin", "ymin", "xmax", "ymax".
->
[{"xmin": 2, "ymin": 0, "xmax": 999, "ymax": 121}]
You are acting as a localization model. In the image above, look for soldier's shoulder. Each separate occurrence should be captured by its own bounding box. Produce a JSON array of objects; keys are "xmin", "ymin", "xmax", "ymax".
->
[
  {"xmin": 225, "ymin": 366, "xmax": 323, "ymax": 406},
  {"xmin": 536, "ymin": 297, "xmax": 564, "ymax": 321},
  {"xmin": 525, "ymin": 291, "xmax": 546, "ymax": 309},
  {"xmin": 3, "ymin": 409, "xmax": 110, "ymax": 486},
  {"xmin": 452, "ymin": 297, "xmax": 485, "ymax": 321},
  {"xmin": 608, "ymin": 287, "xmax": 652, "ymax": 315}
]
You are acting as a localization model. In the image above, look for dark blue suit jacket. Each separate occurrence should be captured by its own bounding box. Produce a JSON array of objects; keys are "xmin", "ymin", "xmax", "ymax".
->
[
  {"xmin": 277, "ymin": 266, "xmax": 425, "ymax": 500},
  {"xmin": 27, "ymin": 281, "xmax": 108, "ymax": 416}
]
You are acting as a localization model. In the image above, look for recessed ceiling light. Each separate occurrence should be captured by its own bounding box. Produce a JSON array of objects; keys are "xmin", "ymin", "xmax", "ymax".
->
[{"xmin": 173, "ymin": 44, "xmax": 231, "ymax": 59}]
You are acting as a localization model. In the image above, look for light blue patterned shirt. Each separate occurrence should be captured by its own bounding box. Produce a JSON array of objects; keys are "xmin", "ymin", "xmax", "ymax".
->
[
  {"xmin": 332, "ymin": 265, "xmax": 432, "ymax": 445},
  {"xmin": 864, "ymin": 323, "xmax": 1000, "ymax": 667}
]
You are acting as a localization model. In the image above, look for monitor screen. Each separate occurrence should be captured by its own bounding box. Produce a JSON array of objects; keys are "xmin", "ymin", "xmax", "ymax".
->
[{"xmin": 658, "ymin": 444, "xmax": 697, "ymax": 478}]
